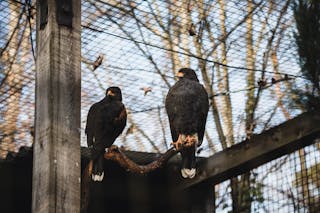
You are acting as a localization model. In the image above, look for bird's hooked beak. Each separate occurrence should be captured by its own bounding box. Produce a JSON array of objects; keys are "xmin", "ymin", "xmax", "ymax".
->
[
  {"xmin": 175, "ymin": 71, "xmax": 184, "ymax": 79},
  {"xmin": 107, "ymin": 90, "xmax": 115, "ymax": 97}
]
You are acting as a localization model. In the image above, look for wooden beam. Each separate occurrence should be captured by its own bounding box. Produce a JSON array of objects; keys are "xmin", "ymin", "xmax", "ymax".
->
[
  {"xmin": 174, "ymin": 112, "xmax": 320, "ymax": 190},
  {"xmin": 32, "ymin": 0, "xmax": 81, "ymax": 212},
  {"xmin": 187, "ymin": 183, "xmax": 215, "ymax": 213}
]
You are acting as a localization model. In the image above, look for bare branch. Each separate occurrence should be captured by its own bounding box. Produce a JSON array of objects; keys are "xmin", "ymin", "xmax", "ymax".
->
[
  {"xmin": 81, "ymin": 145, "xmax": 179, "ymax": 213},
  {"xmin": 104, "ymin": 145, "xmax": 177, "ymax": 174}
]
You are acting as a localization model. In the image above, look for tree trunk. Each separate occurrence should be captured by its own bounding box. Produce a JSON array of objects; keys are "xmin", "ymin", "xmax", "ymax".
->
[
  {"xmin": 218, "ymin": 0, "xmax": 234, "ymax": 147},
  {"xmin": 231, "ymin": 1, "xmax": 255, "ymax": 212}
]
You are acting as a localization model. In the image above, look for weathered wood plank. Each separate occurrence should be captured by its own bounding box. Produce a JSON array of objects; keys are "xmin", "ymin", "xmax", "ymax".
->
[
  {"xmin": 187, "ymin": 183, "xmax": 215, "ymax": 213},
  {"xmin": 175, "ymin": 112, "xmax": 320, "ymax": 190},
  {"xmin": 32, "ymin": 0, "xmax": 81, "ymax": 212}
]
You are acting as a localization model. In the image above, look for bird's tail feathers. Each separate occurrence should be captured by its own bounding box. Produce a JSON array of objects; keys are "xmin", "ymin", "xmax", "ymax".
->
[
  {"xmin": 92, "ymin": 172, "xmax": 104, "ymax": 182},
  {"xmin": 181, "ymin": 168, "xmax": 196, "ymax": 178},
  {"xmin": 91, "ymin": 155, "xmax": 105, "ymax": 182}
]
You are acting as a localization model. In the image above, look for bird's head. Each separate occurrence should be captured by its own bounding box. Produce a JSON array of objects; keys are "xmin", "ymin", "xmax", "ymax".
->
[
  {"xmin": 176, "ymin": 68, "xmax": 199, "ymax": 82},
  {"xmin": 106, "ymin": 87, "xmax": 122, "ymax": 101}
]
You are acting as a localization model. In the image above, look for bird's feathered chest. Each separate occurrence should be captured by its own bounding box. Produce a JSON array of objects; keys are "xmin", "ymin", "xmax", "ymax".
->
[
  {"xmin": 165, "ymin": 78, "xmax": 209, "ymax": 140},
  {"xmin": 86, "ymin": 98, "xmax": 126, "ymax": 137},
  {"xmin": 99, "ymin": 101, "xmax": 126, "ymax": 129},
  {"xmin": 165, "ymin": 79, "xmax": 208, "ymax": 116}
]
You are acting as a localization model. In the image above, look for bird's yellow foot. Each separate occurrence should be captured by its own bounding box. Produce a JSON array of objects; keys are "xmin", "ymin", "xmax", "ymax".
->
[
  {"xmin": 172, "ymin": 134, "xmax": 184, "ymax": 150},
  {"xmin": 172, "ymin": 134, "xmax": 198, "ymax": 150}
]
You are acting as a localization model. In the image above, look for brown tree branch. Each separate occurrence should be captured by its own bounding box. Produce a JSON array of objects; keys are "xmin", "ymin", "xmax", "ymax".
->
[
  {"xmin": 81, "ymin": 145, "xmax": 179, "ymax": 213},
  {"xmin": 104, "ymin": 145, "xmax": 178, "ymax": 174}
]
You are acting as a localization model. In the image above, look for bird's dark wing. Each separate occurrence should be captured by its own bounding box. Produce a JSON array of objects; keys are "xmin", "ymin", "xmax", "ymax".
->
[
  {"xmin": 165, "ymin": 83, "xmax": 184, "ymax": 142},
  {"xmin": 197, "ymin": 85, "xmax": 209, "ymax": 145},
  {"xmin": 112, "ymin": 102, "xmax": 127, "ymax": 139},
  {"xmin": 165, "ymin": 90, "xmax": 178, "ymax": 142},
  {"xmin": 98, "ymin": 101, "xmax": 127, "ymax": 148},
  {"xmin": 85, "ymin": 102, "xmax": 99, "ymax": 147}
]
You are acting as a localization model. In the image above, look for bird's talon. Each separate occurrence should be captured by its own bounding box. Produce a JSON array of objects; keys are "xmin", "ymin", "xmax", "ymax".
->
[
  {"xmin": 172, "ymin": 141, "xmax": 183, "ymax": 150},
  {"xmin": 109, "ymin": 145, "xmax": 119, "ymax": 152}
]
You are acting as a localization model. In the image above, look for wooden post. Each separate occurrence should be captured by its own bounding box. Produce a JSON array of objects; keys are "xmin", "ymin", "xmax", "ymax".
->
[{"xmin": 32, "ymin": 0, "xmax": 81, "ymax": 212}]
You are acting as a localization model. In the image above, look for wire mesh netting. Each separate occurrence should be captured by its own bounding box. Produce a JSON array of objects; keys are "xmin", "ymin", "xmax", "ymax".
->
[
  {"xmin": 215, "ymin": 141, "xmax": 320, "ymax": 213},
  {"xmin": 1, "ymin": 1, "xmax": 303, "ymax": 156},
  {"xmin": 0, "ymin": 0, "xmax": 35, "ymax": 157},
  {"xmin": 1, "ymin": 0, "xmax": 307, "ymax": 156},
  {"xmin": 80, "ymin": 0, "xmax": 306, "ymax": 155},
  {"xmin": 0, "ymin": 0, "xmax": 319, "ymax": 212}
]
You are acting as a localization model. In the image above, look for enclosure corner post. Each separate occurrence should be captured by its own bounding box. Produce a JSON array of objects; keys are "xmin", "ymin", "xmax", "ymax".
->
[{"xmin": 32, "ymin": 0, "xmax": 81, "ymax": 212}]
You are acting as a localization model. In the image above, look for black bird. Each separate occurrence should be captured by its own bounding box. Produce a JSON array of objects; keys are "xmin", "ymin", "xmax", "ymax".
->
[
  {"xmin": 85, "ymin": 87, "xmax": 127, "ymax": 181},
  {"xmin": 165, "ymin": 68, "xmax": 209, "ymax": 178}
]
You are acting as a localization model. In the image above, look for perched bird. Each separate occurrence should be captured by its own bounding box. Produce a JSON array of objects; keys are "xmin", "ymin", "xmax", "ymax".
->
[
  {"xmin": 85, "ymin": 87, "xmax": 127, "ymax": 181},
  {"xmin": 165, "ymin": 68, "xmax": 209, "ymax": 178}
]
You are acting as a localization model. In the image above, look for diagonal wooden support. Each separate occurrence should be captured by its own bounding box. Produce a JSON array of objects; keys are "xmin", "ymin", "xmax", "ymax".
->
[{"xmin": 174, "ymin": 112, "xmax": 320, "ymax": 190}]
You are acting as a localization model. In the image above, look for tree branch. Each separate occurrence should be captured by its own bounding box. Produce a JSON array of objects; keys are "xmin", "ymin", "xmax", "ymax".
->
[
  {"xmin": 104, "ymin": 145, "xmax": 177, "ymax": 174},
  {"xmin": 81, "ymin": 145, "xmax": 179, "ymax": 213}
]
